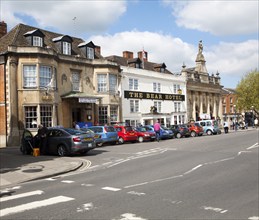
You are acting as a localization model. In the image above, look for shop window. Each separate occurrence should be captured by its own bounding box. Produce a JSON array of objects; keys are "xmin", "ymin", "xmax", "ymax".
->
[
  {"xmin": 40, "ymin": 105, "xmax": 53, "ymax": 127},
  {"xmin": 24, "ymin": 106, "xmax": 37, "ymax": 129},
  {"xmin": 99, "ymin": 106, "xmax": 108, "ymax": 125},
  {"xmin": 110, "ymin": 106, "xmax": 118, "ymax": 122}
]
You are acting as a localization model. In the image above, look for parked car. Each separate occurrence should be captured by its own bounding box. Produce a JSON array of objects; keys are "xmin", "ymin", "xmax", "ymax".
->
[
  {"xmin": 143, "ymin": 125, "xmax": 174, "ymax": 140},
  {"xmin": 134, "ymin": 126, "xmax": 156, "ymax": 142},
  {"xmin": 83, "ymin": 126, "xmax": 118, "ymax": 147},
  {"xmin": 186, "ymin": 123, "xmax": 204, "ymax": 137},
  {"xmin": 196, "ymin": 120, "xmax": 221, "ymax": 135},
  {"xmin": 114, "ymin": 125, "xmax": 138, "ymax": 144},
  {"xmin": 20, "ymin": 127, "xmax": 96, "ymax": 156},
  {"xmin": 169, "ymin": 124, "xmax": 190, "ymax": 138}
]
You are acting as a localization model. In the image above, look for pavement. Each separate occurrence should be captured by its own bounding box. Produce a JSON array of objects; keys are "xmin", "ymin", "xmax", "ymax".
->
[
  {"xmin": 0, "ymin": 146, "xmax": 84, "ymax": 189},
  {"xmin": 0, "ymin": 127, "xmax": 257, "ymax": 190}
]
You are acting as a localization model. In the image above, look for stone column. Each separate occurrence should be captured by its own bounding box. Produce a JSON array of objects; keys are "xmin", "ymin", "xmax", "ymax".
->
[
  {"xmin": 199, "ymin": 92, "xmax": 203, "ymax": 114},
  {"xmin": 213, "ymin": 95, "xmax": 217, "ymax": 119},
  {"xmin": 192, "ymin": 92, "xmax": 196, "ymax": 120},
  {"xmin": 218, "ymin": 95, "xmax": 223, "ymax": 120},
  {"xmin": 207, "ymin": 93, "xmax": 210, "ymax": 115}
]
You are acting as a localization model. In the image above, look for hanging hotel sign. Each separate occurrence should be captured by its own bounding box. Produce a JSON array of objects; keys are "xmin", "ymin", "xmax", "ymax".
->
[
  {"xmin": 79, "ymin": 98, "xmax": 97, "ymax": 103},
  {"xmin": 124, "ymin": 91, "xmax": 185, "ymax": 101}
]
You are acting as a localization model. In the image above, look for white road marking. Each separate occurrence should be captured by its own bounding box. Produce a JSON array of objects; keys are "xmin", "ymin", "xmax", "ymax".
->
[
  {"xmin": 0, "ymin": 190, "xmax": 44, "ymax": 202},
  {"xmin": 247, "ymin": 143, "xmax": 258, "ymax": 150},
  {"xmin": 61, "ymin": 180, "xmax": 75, "ymax": 183},
  {"xmin": 45, "ymin": 177, "xmax": 57, "ymax": 181},
  {"xmin": 127, "ymin": 191, "xmax": 146, "ymax": 196},
  {"xmin": 184, "ymin": 164, "xmax": 203, "ymax": 175},
  {"xmin": 77, "ymin": 203, "xmax": 96, "ymax": 212},
  {"xmin": 249, "ymin": 217, "xmax": 259, "ymax": 220},
  {"xmin": 102, "ymin": 187, "xmax": 121, "ymax": 191},
  {"xmin": 113, "ymin": 213, "xmax": 147, "ymax": 220},
  {"xmin": 201, "ymin": 206, "xmax": 228, "ymax": 214},
  {"xmin": 0, "ymin": 195, "xmax": 74, "ymax": 217}
]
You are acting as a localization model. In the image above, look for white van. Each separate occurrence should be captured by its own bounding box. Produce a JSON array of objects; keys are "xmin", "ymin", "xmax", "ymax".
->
[{"xmin": 196, "ymin": 120, "xmax": 221, "ymax": 135}]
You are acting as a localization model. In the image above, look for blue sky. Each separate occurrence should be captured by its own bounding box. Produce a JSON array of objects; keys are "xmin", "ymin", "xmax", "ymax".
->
[{"xmin": 1, "ymin": 0, "xmax": 258, "ymax": 88}]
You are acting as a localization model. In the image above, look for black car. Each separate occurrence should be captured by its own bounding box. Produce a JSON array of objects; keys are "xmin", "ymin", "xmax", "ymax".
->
[
  {"xmin": 20, "ymin": 127, "xmax": 96, "ymax": 156},
  {"xmin": 169, "ymin": 124, "xmax": 190, "ymax": 138}
]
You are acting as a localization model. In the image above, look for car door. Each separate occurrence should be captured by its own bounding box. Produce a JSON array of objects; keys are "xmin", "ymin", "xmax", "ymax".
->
[{"xmin": 20, "ymin": 129, "xmax": 34, "ymax": 154}]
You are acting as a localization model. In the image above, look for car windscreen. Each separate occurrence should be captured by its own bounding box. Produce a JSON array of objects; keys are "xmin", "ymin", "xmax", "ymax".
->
[
  {"xmin": 105, "ymin": 126, "xmax": 116, "ymax": 132},
  {"xmin": 137, "ymin": 127, "xmax": 147, "ymax": 132},
  {"xmin": 125, "ymin": 126, "xmax": 133, "ymax": 132},
  {"xmin": 194, "ymin": 123, "xmax": 202, "ymax": 127}
]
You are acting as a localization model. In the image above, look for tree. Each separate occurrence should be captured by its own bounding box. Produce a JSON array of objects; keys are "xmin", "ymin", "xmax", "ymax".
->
[{"xmin": 236, "ymin": 69, "xmax": 259, "ymax": 111}]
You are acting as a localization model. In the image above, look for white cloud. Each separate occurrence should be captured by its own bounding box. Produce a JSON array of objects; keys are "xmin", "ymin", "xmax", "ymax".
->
[
  {"xmin": 89, "ymin": 31, "xmax": 258, "ymax": 85},
  {"xmin": 168, "ymin": 1, "xmax": 259, "ymax": 36},
  {"xmin": 1, "ymin": 0, "xmax": 127, "ymax": 34}
]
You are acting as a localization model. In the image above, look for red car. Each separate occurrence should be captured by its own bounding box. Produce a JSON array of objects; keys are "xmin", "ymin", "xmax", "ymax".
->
[
  {"xmin": 186, "ymin": 123, "xmax": 204, "ymax": 137},
  {"xmin": 134, "ymin": 126, "xmax": 156, "ymax": 142},
  {"xmin": 114, "ymin": 125, "xmax": 138, "ymax": 144}
]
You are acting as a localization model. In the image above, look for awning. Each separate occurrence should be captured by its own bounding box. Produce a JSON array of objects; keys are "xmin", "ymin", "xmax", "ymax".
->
[{"xmin": 61, "ymin": 92, "xmax": 102, "ymax": 103}]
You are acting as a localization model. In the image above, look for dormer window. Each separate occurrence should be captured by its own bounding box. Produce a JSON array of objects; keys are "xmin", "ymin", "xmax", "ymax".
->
[
  {"xmin": 87, "ymin": 47, "xmax": 94, "ymax": 59},
  {"xmin": 24, "ymin": 29, "xmax": 45, "ymax": 47},
  {"xmin": 63, "ymin": 42, "xmax": 71, "ymax": 55},
  {"xmin": 127, "ymin": 58, "xmax": 142, "ymax": 69},
  {"xmin": 52, "ymin": 35, "xmax": 73, "ymax": 55},
  {"xmin": 33, "ymin": 36, "xmax": 43, "ymax": 47},
  {"xmin": 78, "ymin": 41, "xmax": 95, "ymax": 60},
  {"xmin": 154, "ymin": 63, "xmax": 167, "ymax": 73}
]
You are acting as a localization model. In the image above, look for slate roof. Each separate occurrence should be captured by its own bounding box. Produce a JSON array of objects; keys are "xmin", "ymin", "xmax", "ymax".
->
[
  {"xmin": 105, "ymin": 55, "xmax": 174, "ymax": 75},
  {"xmin": 0, "ymin": 23, "xmax": 102, "ymax": 58}
]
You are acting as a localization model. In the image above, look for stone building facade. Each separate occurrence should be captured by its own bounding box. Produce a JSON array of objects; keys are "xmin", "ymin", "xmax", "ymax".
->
[
  {"xmin": 181, "ymin": 41, "xmax": 223, "ymax": 122},
  {"xmin": 0, "ymin": 23, "xmax": 121, "ymax": 147}
]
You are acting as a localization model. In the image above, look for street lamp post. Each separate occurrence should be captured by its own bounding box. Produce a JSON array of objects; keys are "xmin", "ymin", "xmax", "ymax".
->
[{"xmin": 233, "ymin": 105, "xmax": 237, "ymax": 131}]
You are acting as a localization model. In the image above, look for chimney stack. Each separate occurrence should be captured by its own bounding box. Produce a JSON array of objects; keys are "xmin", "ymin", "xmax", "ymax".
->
[
  {"xmin": 138, "ymin": 50, "xmax": 148, "ymax": 62},
  {"xmin": 123, "ymin": 51, "xmax": 134, "ymax": 59},
  {"xmin": 0, "ymin": 21, "xmax": 7, "ymax": 38},
  {"xmin": 95, "ymin": 45, "xmax": 101, "ymax": 55}
]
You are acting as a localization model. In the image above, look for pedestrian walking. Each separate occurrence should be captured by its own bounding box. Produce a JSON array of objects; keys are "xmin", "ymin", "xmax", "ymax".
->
[
  {"xmin": 154, "ymin": 119, "xmax": 161, "ymax": 142},
  {"xmin": 37, "ymin": 124, "xmax": 48, "ymax": 155},
  {"xmin": 223, "ymin": 121, "xmax": 229, "ymax": 134},
  {"xmin": 255, "ymin": 118, "xmax": 258, "ymax": 128},
  {"xmin": 73, "ymin": 121, "xmax": 80, "ymax": 130}
]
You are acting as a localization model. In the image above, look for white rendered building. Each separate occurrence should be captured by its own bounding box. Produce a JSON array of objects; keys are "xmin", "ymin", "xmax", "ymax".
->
[{"xmin": 107, "ymin": 51, "xmax": 187, "ymax": 127}]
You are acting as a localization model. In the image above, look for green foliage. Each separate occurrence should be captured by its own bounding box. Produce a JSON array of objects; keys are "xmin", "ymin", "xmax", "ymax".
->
[{"xmin": 236, "ymin": 69, "xmax": 259, "ymax": 111}]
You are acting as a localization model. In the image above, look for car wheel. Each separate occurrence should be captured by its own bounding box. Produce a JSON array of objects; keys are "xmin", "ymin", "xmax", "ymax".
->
[
  {"xmin": 138, "ymin": 136, "xmax": 144, "ymax": 143},
  {"xmin": 57, "ymin": 145, "xmax": 68, "ymax": 156},
  {"xmin": 176, "ymin": 133, "xmax": 181, "ymax": 139},
  {"xmin": 191, "ymin": 131, "xmax": 196, "ymax": 137},
  {"xmin": 118, "ymin": 137, "xmax": 124, "ymax": 144},
  {"xmin": 97, "ymin": 143, "xmax": 103, "ymax": 147},
  {"xmin": 207, "ymin": 130, "xmax": 212, "ymax": 135}
]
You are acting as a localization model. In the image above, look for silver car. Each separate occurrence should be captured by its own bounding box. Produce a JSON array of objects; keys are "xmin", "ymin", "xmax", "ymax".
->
[{"xmin": 20, "ymin": 127, "xmax": 96, "ymax": 156}]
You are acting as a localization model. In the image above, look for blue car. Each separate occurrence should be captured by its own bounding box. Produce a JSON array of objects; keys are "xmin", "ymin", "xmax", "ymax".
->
[
  {"xmin": 143, "ymin": 125, "xmax": 174, "ymax": 140},
  {"xmin": 83, "ymin": 126, "xmax": 118, "ymax": 147}
]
